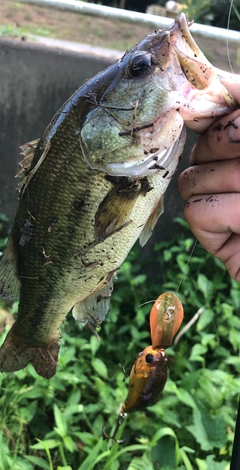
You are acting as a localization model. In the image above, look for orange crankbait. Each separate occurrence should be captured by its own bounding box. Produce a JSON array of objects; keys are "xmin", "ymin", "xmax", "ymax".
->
[
  {"xmin": 121, "ymin": 346, "xmax": 168, "ymax": 414},
  {"xmin": 104, "ymin": 292, "xmax": 184, "ymax": 445}
]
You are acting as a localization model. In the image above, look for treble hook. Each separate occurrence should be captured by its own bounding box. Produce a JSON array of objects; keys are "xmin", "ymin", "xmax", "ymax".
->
[{"xmin": 102, "ymin": 413, "xmax": 127, "ymax": 448}]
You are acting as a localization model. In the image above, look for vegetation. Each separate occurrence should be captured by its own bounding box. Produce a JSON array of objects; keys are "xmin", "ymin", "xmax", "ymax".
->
[{"xmin": 0, "ymin": 217, "xmax": 239, "ymax": 469}]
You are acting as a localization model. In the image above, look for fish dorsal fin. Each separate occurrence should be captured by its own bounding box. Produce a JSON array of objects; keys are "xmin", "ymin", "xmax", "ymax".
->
[
  {"xmin": 16, "ymin": 139, "xmax": 40, "ymax": 186},
  {"xmin": 139, "ymin": 195, "xmax": 164, "ymax": 247},
  {"xmin": 0, "ymin": 234, "xmax": 21, "ymax": 300},
  {"xmin": 72, "ymin": 276, "xmax": 114, "ymax": 327},
  {"xmin": 16, "ymin": 139, "xmax": 51, "ymax": 197}
]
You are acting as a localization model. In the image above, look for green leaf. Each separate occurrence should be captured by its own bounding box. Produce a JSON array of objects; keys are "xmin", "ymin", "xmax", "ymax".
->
[
  {"xmin": 24, "ymin": 455, "xmax": 50, "ymax": 470},
  {"xmin": 196, "ymin": 455, "xmax": 229, "ymax": 470},
  {"xmin": 54, "ymin": 404, "xmax": 68, "ymax": 437},
  {"xmin": 57, "ymin": 467, "xmax": 73, "ymax": 470},
  {"xmin": 205, "ymin": 455, "xmax": 229, "ymax": 470},
  {"xmin": 127, "ymin": 454, "xmax": 154, "ymax": 470},
  {"xmin": 103, "ymin": 445, "xmax": 149, "ymax": 470},
  {"xmin": 187, "ymin": 407, "xmax": 227, "ymax": 451},
  {"xmin": 189, "ymin": 344, "xmax": 207, "ymax": 363},
  {"xmin": 131, "ymin": 274, "xmax": 147, "ymax": 285},
  {"xmin": 187, "ymin": 410, "xmax": 213, "ymax": 452},
  {"xmin": 176, "ymin": 388, "xmax": 198, "ymax": 411},
  {"xmin": 63, "ymin": 435, "xmax": 76, "ymax": 453},
  {"xmin": 151, "ymin": 435, "xmax": 178, "ymax": 469},
  {"xmin": 30, "ymin": 439, "xmax": 60, "ymax": 450},
  {"xmin": 179, "ymin": 447, "xmax": 195, "ymax": 470},
  {"xmin": 197, "ymin": 273, "xmax": 214, "ymax": 300},
  {"xmin": 201, "ymin": 334, "xmax": 216, "ymax": 348},
  {"xmin": 78, "ymin": 438, "xmax": 104, "ymax": 470},
  {"xmin": 91, "ymin": 358, "xmax": 108, "ymax": 378},
  {"xmin": 196, "ymin": 308, "xmax": 214, "ymax": 331}
]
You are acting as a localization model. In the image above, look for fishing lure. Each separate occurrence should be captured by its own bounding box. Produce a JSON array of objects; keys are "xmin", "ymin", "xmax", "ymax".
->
[{"xmin": 103, "ymin": 292, "xmax": 184, "ymax": 445}]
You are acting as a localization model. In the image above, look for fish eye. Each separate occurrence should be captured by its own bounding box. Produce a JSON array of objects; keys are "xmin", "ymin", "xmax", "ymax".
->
[
  {"xmin": 128, "ymin": 52, "xmax": 153, "ymax": 77},
  {"xmin": 145, "ymin": 353, "xmax": 154, "ymax": 364}
]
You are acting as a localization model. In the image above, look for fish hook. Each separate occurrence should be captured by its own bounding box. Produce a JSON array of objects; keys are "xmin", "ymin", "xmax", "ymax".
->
[{"xmin": 102, "ymin": 413, "xmax": 127, "ymax": 448}]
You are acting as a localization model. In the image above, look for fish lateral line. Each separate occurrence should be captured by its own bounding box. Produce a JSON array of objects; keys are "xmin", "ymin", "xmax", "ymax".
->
[
  {"xmin": 85, "ymin": 93, "xmax": 136, "ymax": 113},
  {"xmin": 62, "ymin": 219, "xmax": 133, "ymax": 263}
]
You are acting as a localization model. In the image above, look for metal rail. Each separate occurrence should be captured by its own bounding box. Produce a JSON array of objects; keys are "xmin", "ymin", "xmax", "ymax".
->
[{"xmin": 15, "ymin": 0, "xmax": 240, "ymax": 43}]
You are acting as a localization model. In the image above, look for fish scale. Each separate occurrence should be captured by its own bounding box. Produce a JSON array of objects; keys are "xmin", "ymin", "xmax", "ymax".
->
[{"xmin": 0, "ymin": 13, "xmax": 237, "ymax": 378}]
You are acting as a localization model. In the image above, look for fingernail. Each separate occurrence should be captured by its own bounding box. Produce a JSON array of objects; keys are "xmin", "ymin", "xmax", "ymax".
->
[{"xmin": 228, "ymin": 115, "xmax": 240, "ymax": 143}]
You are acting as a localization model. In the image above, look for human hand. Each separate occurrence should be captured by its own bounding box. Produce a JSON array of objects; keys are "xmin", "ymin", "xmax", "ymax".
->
[{"xmin": 178, "ymin": 80, "xmax": 240, "ymax": 281}]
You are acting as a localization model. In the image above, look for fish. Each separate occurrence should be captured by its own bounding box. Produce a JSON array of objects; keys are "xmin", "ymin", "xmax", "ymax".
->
[
  {"xmin": 0, "ymin": 13, "xmax": 236, "ymax": 379},
  {"xmin": 104, "ymin": 292, "xmax": 184, "ymax": 445}
]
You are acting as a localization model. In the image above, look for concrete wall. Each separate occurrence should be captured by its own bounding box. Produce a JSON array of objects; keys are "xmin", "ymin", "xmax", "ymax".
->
[{"xmin": 0, "ymin": 37, "xmax": 196, "ymax": 252}]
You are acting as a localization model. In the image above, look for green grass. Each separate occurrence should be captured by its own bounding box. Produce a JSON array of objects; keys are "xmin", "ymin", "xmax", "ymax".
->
[{"xmin": 0, "ymin": 23, "xmax": 51, "ymax": 39}]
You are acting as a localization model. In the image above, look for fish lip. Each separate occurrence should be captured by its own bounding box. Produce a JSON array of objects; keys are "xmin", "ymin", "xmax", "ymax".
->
[
  {"xmin": 169, "ymin": 13, "xmax": 195, "ymax": 51},
  {"xmin": 165, "ymin": 13, "xmax": 236, "ymax": 128},
  {"xmin": 168, "ymin": 13, "xmax": 211, "ymax": 91}
]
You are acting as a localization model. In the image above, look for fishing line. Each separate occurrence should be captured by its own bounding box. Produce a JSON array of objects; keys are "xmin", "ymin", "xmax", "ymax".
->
[
  {"xmin": 139, "ymin": 238, "xmax": 198, "ymax": 309},
  {"xmin": 227, "ymin": 0, "xmax": 234, "ymax": 73},
  {"xmin": 176, "ymin": 238, "xmax": 198, "ymax": 294}
]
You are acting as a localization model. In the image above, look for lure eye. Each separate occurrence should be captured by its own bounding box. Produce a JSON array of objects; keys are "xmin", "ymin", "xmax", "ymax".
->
[
  {"xmin": 145, "ymin": 353, "xmax": 154, "ymax": 364},
  {"xmin": 129, "ymin": 52, "xmax": 153, "ymax": 77}
]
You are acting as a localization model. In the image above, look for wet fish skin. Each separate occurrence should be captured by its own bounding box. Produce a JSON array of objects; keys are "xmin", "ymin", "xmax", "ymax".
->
[{"xmin": 0, "ymin": 14, "xmax": 237, "ymax": 378}]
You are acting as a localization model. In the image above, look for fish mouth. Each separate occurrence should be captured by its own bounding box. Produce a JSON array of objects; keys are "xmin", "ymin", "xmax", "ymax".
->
[
  {"xmin": 166, "ymin": 13, "xmax": 236, "ymax": 130},
  {"xmin": 102, "ymin": 109, "xmax": 185, "ymax": 178},
  {"xmin": 168, "ymin": 14, "xmax": 211, "ymax": 91},
  {"xmin": 170, "ymin": 15, "xmax": 213, "ymax": 91}
]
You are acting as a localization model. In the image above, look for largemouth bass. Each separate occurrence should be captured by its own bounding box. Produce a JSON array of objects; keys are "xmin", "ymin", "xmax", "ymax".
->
[{"xmin": 0, "ymin": 14, "xmax": 236, "ymax": 378}]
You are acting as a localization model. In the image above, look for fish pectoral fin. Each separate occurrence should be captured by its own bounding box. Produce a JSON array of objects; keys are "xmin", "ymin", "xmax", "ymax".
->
[
  {"xmin": 139, "ymin": 195, "xmax": 164, "ymax": 247},
  {"xmin": 72, "ymin": 276, "xmax": 114, "ymax": 327},
  {"xmin": 95, "ymin": 178, "xmax": 143, "ymax": 240},
  {"xmin": 17, "ymin": 139, "xmax": 51, "ymax": 197},
  {"xmin": 0, "ymin": 234, "xmax": 21, "ymax": 299},
  {"xmin": 0, "ymin": 328, "xmax": 60, "ymax": 379}
]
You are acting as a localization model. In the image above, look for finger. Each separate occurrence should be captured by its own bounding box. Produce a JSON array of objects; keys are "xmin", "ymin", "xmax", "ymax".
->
[
  {"xmin": 184, "ymin": 192, "xmax": 240, "ymax": 281},
  {"xmin": 190, "ymin": 110, "xmax": 240, "ymax": 164},
  {"xmin": 178, "ymin": 157, "xmax": 240, "ymax": 201}
]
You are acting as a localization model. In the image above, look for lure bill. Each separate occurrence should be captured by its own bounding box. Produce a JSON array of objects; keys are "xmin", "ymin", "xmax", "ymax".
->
[
  {"xmin": 150, "ymin": 291, "xmax": 184, "ymax": 349},
  {"xmin": 0, "ymin": 14, "xmax": 236, "ymax": 378}
]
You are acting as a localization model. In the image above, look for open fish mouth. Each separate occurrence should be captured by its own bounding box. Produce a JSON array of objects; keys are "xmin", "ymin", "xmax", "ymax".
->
[
  {"xmin": 167, "ymin": 14, "xmax": 236, "ymax": 129},
  {"xmin": 80, "ymin": 13, "xmax": 236, "ymax": 179}
]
